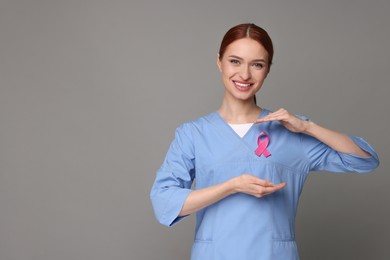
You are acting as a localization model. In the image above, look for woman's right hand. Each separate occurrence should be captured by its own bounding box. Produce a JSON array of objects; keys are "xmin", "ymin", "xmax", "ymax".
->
[
  {"xmin": 230, "ymin": 174, "xmax": 286, "ymax": 198},
  {"xmin": 179, "ymin": 174, "xmax": 286, "ymax": 217}
]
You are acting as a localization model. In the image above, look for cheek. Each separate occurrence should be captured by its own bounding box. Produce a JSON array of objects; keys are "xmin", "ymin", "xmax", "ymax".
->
[
  {"xmin": 254, "ymin": 70, "xmax": 268, "ymax": 81},
  {"xmin": 221, "ymin": 64, "xmax": 236, "ymax": 78}
]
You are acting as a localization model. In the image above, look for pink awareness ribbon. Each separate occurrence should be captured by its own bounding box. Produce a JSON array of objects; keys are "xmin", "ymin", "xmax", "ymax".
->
[{"xmin": 255, "ymin": 131, "xmax": 271, "ymax": 157}]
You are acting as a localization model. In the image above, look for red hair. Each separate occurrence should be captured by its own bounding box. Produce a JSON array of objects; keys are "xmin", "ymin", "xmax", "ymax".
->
[{"xmin": 218, "ymin": 23, "xmax": 274, "ymax": 70}]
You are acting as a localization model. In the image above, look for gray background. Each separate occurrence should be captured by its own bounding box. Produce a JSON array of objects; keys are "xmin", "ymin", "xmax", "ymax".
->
[{"xmin": 1, "ymin": 0, "xmax": 389, "ymax": 259}]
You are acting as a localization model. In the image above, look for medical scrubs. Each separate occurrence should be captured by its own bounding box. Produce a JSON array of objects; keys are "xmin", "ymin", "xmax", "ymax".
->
[{"xmin": 150, "ymin": 109, "xmax": 379, "ymax": 260}]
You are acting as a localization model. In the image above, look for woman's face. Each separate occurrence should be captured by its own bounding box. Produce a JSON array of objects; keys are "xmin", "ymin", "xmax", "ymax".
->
[{"xmin": 217, "ymin": 38, "xmax": 269, "ymax": 102}]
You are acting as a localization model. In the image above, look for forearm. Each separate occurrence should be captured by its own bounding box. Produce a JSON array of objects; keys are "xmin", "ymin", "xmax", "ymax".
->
[
  {"xmin": 303, "ymin": 121, "xmax": 371, "ymax": 158},
  {"xmin": 178, "ymin": 173, "xmax": 286, "ymax": 216},
  {"xmin": 178, "ymin": 179, "xmax": 235, "ymax": 217}
]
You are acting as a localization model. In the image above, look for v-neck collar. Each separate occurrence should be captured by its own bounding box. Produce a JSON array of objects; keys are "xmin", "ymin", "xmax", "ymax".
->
[
  {"xmin": 213, "ymin": 108, "xmax": 269, "ymax": 140},
  {"xmin": 207, "ymin": 108, "xmax": 271, "ymax": 160}
]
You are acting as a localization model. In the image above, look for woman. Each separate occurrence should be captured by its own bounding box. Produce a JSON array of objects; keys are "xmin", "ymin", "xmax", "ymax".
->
[{"xmin": 150, "ymin": 23, "xmax": 379, "ymax": 260}]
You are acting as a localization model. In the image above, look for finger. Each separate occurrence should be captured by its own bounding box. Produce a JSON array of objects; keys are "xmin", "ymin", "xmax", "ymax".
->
[
  {"xmin": 254, "ymin": 110, "xmax": 289, "ymax": 124},
  {"xmin": 267, "ymin": 108, "xmax": 291, "ymax": 120},
  {"xmin": 268, "ymin": 109, "xmax": 291, "ymax": 120},
  {"xmin": 252, "ymin": 178, "xmax": 274, "ymax": 187},
  {"xmin": 252, "ymin": 184, "xmax": 286, "ymax": 198},
  {"xmin": 242, "ymin": 174, "xmax": 272, "ymax": 185},
  {"xmin": 269, "ymin": 108, "xmax": 285, "ymax": 116},
  {"xmin": 254, "ymin": 114, "xmax": 277, "ymax": 124},
  {"xmin": 255, "ymin": 115, "xmax": 285, "ymax": 123},
  {"xmin": 262, "ymin": 182, "xmax": 286, "ymax": 194},
  {"xmin": 263, "ymin": 108, "xmax": 286, "ymax": 118},
  {"xmin": 273, "ymin": 182, "xmax": 287, "ymax": 189}
]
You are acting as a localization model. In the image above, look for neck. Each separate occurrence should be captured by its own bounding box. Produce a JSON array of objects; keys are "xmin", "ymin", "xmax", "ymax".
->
[{"xmin": 218, "ymin": 94, "xmax": 261, "ymax": 124}]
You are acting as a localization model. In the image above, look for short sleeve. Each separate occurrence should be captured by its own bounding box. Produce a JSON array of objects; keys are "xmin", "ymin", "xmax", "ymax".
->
[
  {"xmin": 298, "ymin": 116, "xmax": 380, "ymax": 173},
  {"xmin": 150, "ymin": 123, "xmax": 195, "ymax": 227}
]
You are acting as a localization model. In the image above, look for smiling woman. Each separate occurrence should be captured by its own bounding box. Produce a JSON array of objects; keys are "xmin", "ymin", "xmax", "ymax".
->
[
  {"xmin": 150, "ymin": 23, "xmax": 379, "ymax": 260},
  {"xmin": 217, "ymin": 38, "xmax": 269, "ymax": 109},
  {"xmin": 218, "ymin": 24, "xmax": 274, "ymax": 106}
]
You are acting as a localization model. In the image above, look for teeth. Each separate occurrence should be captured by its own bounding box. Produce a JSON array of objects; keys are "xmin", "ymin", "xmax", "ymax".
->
[{"xmin": 234, "ymin": 81, "xmax": 251, "ymax": 87}]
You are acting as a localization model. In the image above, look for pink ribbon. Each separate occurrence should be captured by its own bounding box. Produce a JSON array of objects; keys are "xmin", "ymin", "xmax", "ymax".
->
[{"xmin": 255, "ymin": 131, "xmax": 271, "ymax": 157}]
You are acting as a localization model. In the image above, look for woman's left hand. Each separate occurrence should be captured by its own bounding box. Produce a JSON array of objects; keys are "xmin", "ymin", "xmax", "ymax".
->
[{"xmin": 254, "ymin": 108, "xmax": 310, "ymax": 133}]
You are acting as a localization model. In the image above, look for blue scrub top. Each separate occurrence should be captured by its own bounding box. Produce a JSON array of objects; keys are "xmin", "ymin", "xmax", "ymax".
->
[{"xmin": 150, "ymin": 109, "xmax": 379, "ymax": 260}]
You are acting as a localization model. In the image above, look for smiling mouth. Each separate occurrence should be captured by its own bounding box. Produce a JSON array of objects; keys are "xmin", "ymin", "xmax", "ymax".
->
[{"xmin": 233, "ymin": 80, "xmax": 254, "ymax": 89}]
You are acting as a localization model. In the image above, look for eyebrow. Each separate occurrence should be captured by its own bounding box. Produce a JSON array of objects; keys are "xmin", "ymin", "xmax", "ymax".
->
[{"xmin": 228, "ymin": 55, "xmax": 266, "ymax": 63}]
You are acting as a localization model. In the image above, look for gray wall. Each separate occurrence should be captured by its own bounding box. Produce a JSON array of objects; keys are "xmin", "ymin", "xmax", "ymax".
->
[{"xmin": 1, "ymin": 0, "xmax": 389, "ymax": 259}]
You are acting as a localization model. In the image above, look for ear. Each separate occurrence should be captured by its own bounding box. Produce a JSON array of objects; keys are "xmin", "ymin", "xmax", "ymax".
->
[
  {"xmin": 217, "ymin": 54, "xmax": 222, "ymax": 72},
  {"xmin": 265, "ymin": 65, "xmax": 271, "ymax": 78}
]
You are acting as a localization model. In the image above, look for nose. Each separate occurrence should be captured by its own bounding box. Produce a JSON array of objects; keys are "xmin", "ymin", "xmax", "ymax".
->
[{"xmin": 239, "ymin": 65, "xmax": 251, "ymax": 80}]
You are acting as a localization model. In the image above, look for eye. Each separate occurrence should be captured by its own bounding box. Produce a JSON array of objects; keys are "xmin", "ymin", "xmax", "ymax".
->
[
  {"xmin": 253, "ymin": 63, "xmax": 265, "ymax": 69},
  {"xmin": 229, "ymin": 59, "xmax": 240, "ymax": 65}
]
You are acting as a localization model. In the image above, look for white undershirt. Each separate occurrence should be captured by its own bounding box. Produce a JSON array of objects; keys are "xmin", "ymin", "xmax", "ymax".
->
[{"xmin": 228, "ymin": 123, "xmax": 254, "ymax": 138}]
